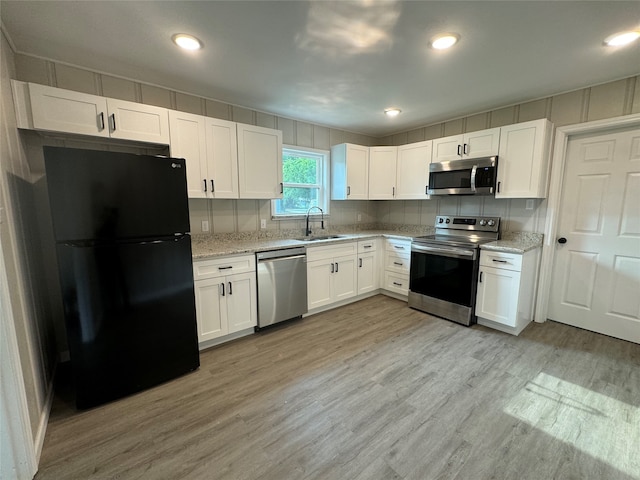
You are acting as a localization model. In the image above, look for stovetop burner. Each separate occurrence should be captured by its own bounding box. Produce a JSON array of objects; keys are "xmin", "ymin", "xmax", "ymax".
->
[{"xmin": 413, "ymin": 215, "xmax": 501, "ymax": 247}]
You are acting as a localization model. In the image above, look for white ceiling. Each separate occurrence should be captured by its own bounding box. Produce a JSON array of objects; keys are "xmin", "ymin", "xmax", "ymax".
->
[{"xmin": 2, "ymin": 1, "xmax": 639, "ymax": 137}]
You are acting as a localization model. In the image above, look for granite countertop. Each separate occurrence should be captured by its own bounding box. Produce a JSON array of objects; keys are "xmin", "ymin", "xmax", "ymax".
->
[
  {"xmin": 191, "ymin": 224, "xmax": 432, "ymax": 260},
  {"xmin": 481, "ymin": 232, "xmax": 544, "ymax": 254}
]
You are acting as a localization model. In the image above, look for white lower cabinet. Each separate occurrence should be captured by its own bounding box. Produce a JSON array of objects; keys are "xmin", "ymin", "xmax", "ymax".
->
[
  {"xmin": 357, "ymin": 239, "xmax": 378, "ymax": 295},
  {"xmin": 475, "ymin": 249, "xmax": 539, "ymax": 335},
  {"xmin": 307, "ymin": 242, "xmax": 358, "ymax": 310},
  {"xmin": 382, "ymin": 238, "xmax": 411, "ymax": 297},
  {"xmin": 193, "ymin": 255, "xmax": 257, "ymax": 346}
]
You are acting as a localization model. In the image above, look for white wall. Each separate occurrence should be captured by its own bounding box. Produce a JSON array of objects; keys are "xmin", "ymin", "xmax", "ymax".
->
[{"xmin": 0, "ymin": 30, "xmax": 55, "ymax": 472}]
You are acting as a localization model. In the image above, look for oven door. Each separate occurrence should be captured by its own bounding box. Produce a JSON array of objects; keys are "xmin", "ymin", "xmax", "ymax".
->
[{"xmin": 409, "ymin": 243, "xmax": 480, "ymax": 325}]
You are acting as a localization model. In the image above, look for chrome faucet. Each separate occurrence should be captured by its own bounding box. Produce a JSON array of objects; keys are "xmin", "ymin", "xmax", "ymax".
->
[{"xmin": 305, "ymin": 206, "xmax": 324, "ymax": 236}]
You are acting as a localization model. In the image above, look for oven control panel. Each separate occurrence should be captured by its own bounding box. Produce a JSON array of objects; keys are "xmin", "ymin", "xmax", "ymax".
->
[{"xmin": 435, "ymin": 216, "xmax": 500, "ymax": 232}]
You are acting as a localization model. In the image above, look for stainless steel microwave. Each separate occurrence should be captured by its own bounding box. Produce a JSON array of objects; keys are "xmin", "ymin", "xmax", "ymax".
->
[{"xmin": 427, "ymin": 156, "xmax": 497, "ymax": 196}]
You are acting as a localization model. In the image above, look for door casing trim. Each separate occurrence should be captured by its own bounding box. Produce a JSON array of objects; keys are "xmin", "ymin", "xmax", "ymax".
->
[{"xmin": 536, "ymin": 113, "xmax": 640, "ymax": 323}]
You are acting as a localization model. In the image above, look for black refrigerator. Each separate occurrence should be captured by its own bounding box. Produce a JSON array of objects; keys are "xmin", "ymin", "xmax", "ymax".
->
[{"xmin": 44, "ymin": 146, "xmax": 200, "ymax": 409}]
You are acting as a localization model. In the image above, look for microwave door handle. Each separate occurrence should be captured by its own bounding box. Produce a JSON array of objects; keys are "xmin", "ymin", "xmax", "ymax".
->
[{"xmin": 470, "ymin": 165, "xmax": 477, "ymax": 193}]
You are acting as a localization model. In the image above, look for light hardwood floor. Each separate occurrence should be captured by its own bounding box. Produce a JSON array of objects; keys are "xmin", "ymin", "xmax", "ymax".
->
[{"xmin": 35, "ymin": 295, "xmax": 640, "ymax": 480}]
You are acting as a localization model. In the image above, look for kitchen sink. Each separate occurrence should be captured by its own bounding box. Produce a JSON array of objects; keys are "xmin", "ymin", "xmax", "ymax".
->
[{"xmin": 296, "ymin": 235, "xmax": 346, "ymax": 242}]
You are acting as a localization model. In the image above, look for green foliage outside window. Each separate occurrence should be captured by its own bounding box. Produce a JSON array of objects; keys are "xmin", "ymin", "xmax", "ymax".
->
[{"xmin": 281, "ymin": 154, "xmax": 319, "ymax": 212}]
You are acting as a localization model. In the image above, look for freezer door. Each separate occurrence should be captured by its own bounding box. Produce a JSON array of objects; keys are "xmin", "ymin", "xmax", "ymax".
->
[
  {"xmin": 56, "ymin": 235, "xmax": 199, "ymax": 409},
  {"xmin": 44, "ymin": 146, "xmax": 190, "ymax": 241}
]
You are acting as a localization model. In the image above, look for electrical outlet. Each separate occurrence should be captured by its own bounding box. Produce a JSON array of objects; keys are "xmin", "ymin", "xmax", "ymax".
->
[
  {"xmin": 260, "ymin": 218, "xmax": 267, "ymax": 229},
  {"xmin": 525, "ymin": 199, "xmax": 534, "ymax": 210},
  {"xmin": 201, "ymin": 220, "xmax": 210, "ymax": 232}
]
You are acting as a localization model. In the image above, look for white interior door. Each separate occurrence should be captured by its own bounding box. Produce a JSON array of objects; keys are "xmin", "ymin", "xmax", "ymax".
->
[{"xmin": 548, "ymin": 127, "xmax": 640, "ymax": 343}]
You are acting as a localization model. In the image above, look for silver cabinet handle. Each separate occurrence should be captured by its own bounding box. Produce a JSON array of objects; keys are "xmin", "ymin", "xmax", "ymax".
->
[
  {"xmin": 203, "ymin": 179, "xmax": 207, "ymax": 192},
  {"xmin": 347, "ymin": 186, "xmax": 351, "ymax": 196},
  {"xmin": 363, "ymin": 245, "xmax": 372, "ymax": 249},
  {"xmin": 479, "ymin": 271, "xmax": 483, "ymax": 283},
  {"xmin": 393, "ymin": 261, "xmax": 403, "ymax": 266},
  {"xmin": 220, "ymin": 283, "xmax": 225, "ymax": 296},
  {"xmin": 359, "ymin": 258, "xmax": 363, "ymax": 268},
  {"xmin": 98, "ymin": 112, "xmax": 105, "ymax": 130},
  {"xmin": 392, "ymin": 186, "xmax": 395, "ymax": 196},
  {"xmin": 492, "ymin": 259, "xmax": 508, "ymax": 263},
  {"xmin": 228, "ymin": 281, "xmax": 232, "ymax": 295},
  {"xmin": 110, "ymin": 113, "xmax": 116, "ymax": 131},
  {"xmin": 497, "ymin": 181, "xmax": 501, "ymax": 193},
  {"xmin": 393, "ymin": 281, "xmax": 403, "ymax": 286},
  {"xmin": 211, "ymin": 179, "xmax": 215, "ymax": 192},
  {"xmin": 463, "ymin": 143, "xmax": 468, "ymax": 155},
  {"xmin": 331, "ymin": 263, "xmax": 334, "ymax": 273},
  {"xmin": 280, "ymin": 182, "xmax": 283, "ymax": 194},
  {"xmin": 218, "ymin": 266, "xmax": 233, "ymax": 270},
  {"xmin": 335, "ymin": 262, "xmax": 339, "ymax": 273},
  {"xmin": 394, "ymin": 245, "xmax": 405, "ymax": 250}
]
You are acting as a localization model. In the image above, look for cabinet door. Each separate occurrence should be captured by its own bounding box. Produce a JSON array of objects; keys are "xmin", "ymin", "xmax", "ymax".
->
[
  {"xmin": 476, "ymin": 267, "xmax": 520, "ymax": 327},
  {"xmin": 368, "ymin": 146, "xmax": 397, "ymax": 199},
  {"xmin": 194, "ymin": 278, "xmax": 227, "ymax": 342},
  {"xmin": 307, "ymin": 259, "xmax": 333, "ymax": 310},
  {"xmin": 346, "ymin": 144, "xmax": 369, "ymax": 199},
  {"xmin": 333, "ymin": 254, "xmax": 357, "ymax": 302},
  {"xmin": 226, "ymin": 272, "xmax": 257, "ymax": 333},
  {"xmin": 357, "ymin": 252, "xmax": 378, "ymax": 294},
  {"xmin": 464, "ymin": 127, "xmax": 500, "ymax": 158},
  {"xmin": 206, "ymin": 118, "xmax": 239, "ymax": 199},
  {"xmin": 496, "ymin": 119, "xmax": 551, "ymax": 198},
  {"xmin": 106, "ymin": 98, "xmax": 170, "ymax": 144},
  {"xmin": 432, "ymin": 134, "xmax": 463, "ymax": 162},
  {"xmin": 396, "ymin": 141, "xmax": 431, "ymax": 199},
  {"xmin": 169, "ymin": 111, "xmax": 208, "ymax": 198},
  {"xmin": 28, "ymin": 83, "xmax": 109, "ymax": 137},
  {"xmin": 237, "ymin": 124, "xmax": 283, "ymax": 199}
]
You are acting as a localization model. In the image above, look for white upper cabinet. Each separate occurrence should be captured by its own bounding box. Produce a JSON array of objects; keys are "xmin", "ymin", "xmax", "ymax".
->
[
  {"xmin": 368, "ymin": 146, "xmax": 398, "ymax": 199},
  {"xmin": 169, "ymin": 111, "xmax": 208, "ymax": 198},
  {"xmin": 106, "ymin": 98, "xmax": 170, "ymax": 144},
  {"xmin": 205, "ymin": 118, "xmax": 239, "ymax": 199},
  {"xmin": 237, "ymin": 124, "xmax": 283, "ymax": 199},
  {"xmin": 169, "ymin": 112, "xmax": 239, "ymax": 199},
  {"xmin": 331, "ymin": 143, "xmax": 369, "ymax": 200},
  {"xmin": 396, "ymin": 140, "xmax": 432, "ymax": 199},
  {"xmin": 24, "ymin": 82, "xmax": 170, "ymax": 144},
  {"xmin": 432, "ymin": 127, "xmax": 500, "ymax": 162},
  {"xmin": 495, "ymin": 119, "xmax": 553, "ymax": 198},
  {"xmin": 28, "ymin": 82, "xmax": 109, "ymax": 137}
]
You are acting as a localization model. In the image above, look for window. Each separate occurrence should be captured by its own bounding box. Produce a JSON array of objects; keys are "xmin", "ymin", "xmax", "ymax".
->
[{"xmin": 271, "ymin": 146, "xmax": 330, "ymax": 218}]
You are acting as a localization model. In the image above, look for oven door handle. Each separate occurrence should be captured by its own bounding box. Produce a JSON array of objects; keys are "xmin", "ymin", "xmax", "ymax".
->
[{"xmin": 411, "ymin": 244, "xmax": 476, "ymax": 259}]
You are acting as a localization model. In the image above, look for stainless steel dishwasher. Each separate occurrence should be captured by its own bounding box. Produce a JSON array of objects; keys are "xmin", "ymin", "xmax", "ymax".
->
[{"xmin": 256, "ymin": 247, "xmax": 307, "ymax": 328}]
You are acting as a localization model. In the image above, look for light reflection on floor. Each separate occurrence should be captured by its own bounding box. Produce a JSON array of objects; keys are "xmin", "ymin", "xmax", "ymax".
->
[{"xmin": 504, "ymin": 372, "xmax": 639, "ymax": 478}]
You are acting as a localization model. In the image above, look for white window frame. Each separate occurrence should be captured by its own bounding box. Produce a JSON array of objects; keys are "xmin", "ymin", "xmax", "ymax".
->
[{"xmin": 271, "ymin": 145, "xmax": 331, "ymax": 219}]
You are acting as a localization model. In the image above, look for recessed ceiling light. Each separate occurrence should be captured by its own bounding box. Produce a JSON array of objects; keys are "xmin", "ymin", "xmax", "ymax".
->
[
  {"xmin": 430, "ymin": 33, "xmax": 460, "ymax": 50},
  {"xmin": 172, "ymin": 34, "xmax": 203, "ymax": 51},
  {"xmin": 604, "ymin": 31, "xmax": 640, "ymax": 47},
  {"xmin": 384, "ymin": 108, "xmax": 401, "ymax": 117}
]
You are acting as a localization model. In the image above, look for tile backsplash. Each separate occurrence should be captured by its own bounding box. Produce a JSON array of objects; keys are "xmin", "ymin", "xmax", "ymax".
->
[{"xmin": 189, "ymin": 196, "xmax": 545, "ymax": 236}]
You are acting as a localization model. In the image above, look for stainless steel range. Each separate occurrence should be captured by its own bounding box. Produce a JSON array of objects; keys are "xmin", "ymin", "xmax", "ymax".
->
[{"xmin": 409, "ymin": 215, "xmax": 500, "ymax": 326}]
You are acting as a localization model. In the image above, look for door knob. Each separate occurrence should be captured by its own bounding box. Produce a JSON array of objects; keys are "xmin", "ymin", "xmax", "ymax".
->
[{"xmin": 558, "ymin": 237, "xmax": 567, "ymax": 244}]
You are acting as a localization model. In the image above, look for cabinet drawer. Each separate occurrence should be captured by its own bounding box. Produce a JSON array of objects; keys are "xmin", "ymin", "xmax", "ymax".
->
[
  {"xmin": 480, "ymin": 251, "xmax": 522, "ymax": 271},
  {"xmin": 385, "ymin": 252, "xmax": 410, "ymax": 274},
  {"xmin": 307, "ymin": 241, "xmax": 357, "ymax": 262},
  {"xmin": 384, "ymin": 272, "xmax": 409, "ymax": 296},
  {"xmin": 358, "ymin": 239, "xmax": 377, "ymax": 253},
  {"xmin": 194, "ymin": 254, "xmax": 256, "ymax": 280},
  {"xmin": 385, "ymin": 238, "xmax": 411, "ymax": 254}
]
